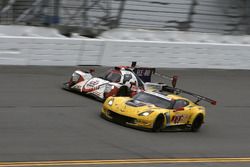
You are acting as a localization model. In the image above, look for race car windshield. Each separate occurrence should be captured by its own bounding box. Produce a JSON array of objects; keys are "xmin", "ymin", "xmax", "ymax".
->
[
  {"xmin": 104, "ymin": 71, "xmax": 121, "ymax": 82},
  {"xmin": 133, "ymin": 92, "xmax": 173, "ymax": 109}
]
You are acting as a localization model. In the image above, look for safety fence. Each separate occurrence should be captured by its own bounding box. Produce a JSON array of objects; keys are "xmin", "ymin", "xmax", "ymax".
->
[
  {"xmin": 0, "ymin": 36, "xmax": 250, "ymax": 69},
  {"xmin": 1, "ymin": 0, "xmax": 250, "ymax": 35}
]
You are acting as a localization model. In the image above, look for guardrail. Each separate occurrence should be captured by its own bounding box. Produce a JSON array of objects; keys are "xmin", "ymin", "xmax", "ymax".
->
[{"xmin": 0, "ymin": 36, "xmax": 250, "ymax": 69}]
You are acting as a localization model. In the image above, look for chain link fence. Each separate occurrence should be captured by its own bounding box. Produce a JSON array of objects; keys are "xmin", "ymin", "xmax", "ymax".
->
[{"xmin": 1, "ymin": 0, "xmax": 250, "ymax": 36}]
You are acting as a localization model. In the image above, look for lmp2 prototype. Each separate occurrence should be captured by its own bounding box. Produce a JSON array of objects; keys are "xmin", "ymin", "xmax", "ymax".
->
[
  {"xmin": 101, "ymin": 86, "xmax": 216, "ymax": 132},
  {"xmin": 63, "ymin": 62, "xmax": 177, "ymax": 101}
]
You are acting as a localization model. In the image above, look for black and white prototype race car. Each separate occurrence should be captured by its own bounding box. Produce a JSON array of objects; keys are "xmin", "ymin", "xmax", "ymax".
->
[{"xmin": 63, "ymin": 62, "xmax": 177, "ymax": 101}]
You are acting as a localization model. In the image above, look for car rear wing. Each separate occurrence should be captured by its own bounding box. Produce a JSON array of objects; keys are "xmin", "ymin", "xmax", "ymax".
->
[
  {"xmin": 162, "ymin": 85, "xmax": 217, "ymax": 105},
  {"xmin": 153, "ymin": 72, "xmax": 178, "ymax": 88},
  {"xmin": 131, "ymin": 62, "xmax": 178, "ymax": 87}
]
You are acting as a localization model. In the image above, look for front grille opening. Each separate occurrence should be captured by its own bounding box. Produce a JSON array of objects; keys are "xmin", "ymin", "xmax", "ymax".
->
[{"xmin": 108, "ymin": 110, "xmax": 136, "ymax": 124}]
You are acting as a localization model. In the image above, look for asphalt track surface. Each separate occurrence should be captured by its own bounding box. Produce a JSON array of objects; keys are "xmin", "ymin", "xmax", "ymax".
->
[{"xmin": 0, "ymin": 65, "xmax": 250, "ymax": 167}]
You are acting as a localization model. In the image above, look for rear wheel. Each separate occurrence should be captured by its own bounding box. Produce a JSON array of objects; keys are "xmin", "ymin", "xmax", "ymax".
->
[
  {"xmin": 191, "ymin": 114, "xmax": 204, "ymax": 132},
  {"xmin": 117, "ymin": 86, "xmax": 129, "ymax": 96},
  {"xmin": 152, "ymin": 114, "xmax": 164, "ymax": 132}
]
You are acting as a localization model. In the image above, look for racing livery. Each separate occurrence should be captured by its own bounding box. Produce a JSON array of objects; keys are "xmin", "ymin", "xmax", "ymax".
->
[
  {"xmin": 63, "ymin": 63, "xmax": 177, "ymax": 101},
  {"xmin": 101, "ymin": 86, "xmax": 216, "ymax": 132}
]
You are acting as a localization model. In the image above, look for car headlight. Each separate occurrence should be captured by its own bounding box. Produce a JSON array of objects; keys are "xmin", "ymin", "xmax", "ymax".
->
[
  {"xmin": 104, "ymin": 84, "xmax": 114, "ymax": 93},
  {"xmin": 107, "ymin": 98, "xmax": 114, "ymax": 106},
  {"xmin": 138, "ymin": 110, "xmax": 154, "ymax": 116}
]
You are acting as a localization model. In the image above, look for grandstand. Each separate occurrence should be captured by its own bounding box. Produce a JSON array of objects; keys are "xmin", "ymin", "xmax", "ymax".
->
[{"xmin": 0, "ymin": 0, "xmax": 250, "ymax": 36}]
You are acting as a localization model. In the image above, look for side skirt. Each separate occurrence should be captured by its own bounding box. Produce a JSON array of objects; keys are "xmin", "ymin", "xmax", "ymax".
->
[{"xmin": 161, "ymin": 124, "xmax": 192, "ymax": 132}]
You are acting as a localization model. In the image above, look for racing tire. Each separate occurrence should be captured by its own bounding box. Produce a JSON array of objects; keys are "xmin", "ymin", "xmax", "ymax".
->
[
  {"xmin": 117, "ymin": 86, "xmax": 129, "ymax": 97},
  {"xmin": 191, "ymin": 114, "xmax": 204, "ymax": 132},
  {"xmin": 152, "ymin": 114, "xmax": 164, "ymax": 132},
  {"xmin": 100, "ymin": 112, "xmax": 106, "ymax": 119}
]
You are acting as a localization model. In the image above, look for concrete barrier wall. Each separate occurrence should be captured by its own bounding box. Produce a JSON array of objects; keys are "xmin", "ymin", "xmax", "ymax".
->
[
  {"xmin": 0, "ymin": 36, "xmax": 83, "ymax": 66},
  {"xmin": 27, "ymin": 38, "xmax": 82, "ymax": 66},
  {"xmin": 0, "ymin": 37, "xmax": 29, "ymax": 65},
  {"xmin": 78, "ymin": 40, "xmax": 105, "ymax": 65},
  {"xmin": 101, "ymin": 40, "xmax": 250, "ymax": 69},
  {"xmin": 0, "ymin": 36, "xmax": 250, "ymax": 69}
]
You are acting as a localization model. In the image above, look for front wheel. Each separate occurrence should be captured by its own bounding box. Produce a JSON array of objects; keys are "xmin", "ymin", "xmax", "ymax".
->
[
  {"xmin": 152, "ymin": 114, "xmax": 164, "ymax": 132},
  {"xmin": 191, "ymin": 114, "xmax": 204, "ymax": 132}
]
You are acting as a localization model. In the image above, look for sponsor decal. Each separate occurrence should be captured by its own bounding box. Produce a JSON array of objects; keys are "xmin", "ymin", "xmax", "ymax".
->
[
  {"xmin": 86, "ymin": 80, "xmax": 100, "ymax": 87},
  {"xmin": 171, "ymin": 115, "xmax": 184, "ymax": 124},
  {"xmin": 171, "ymin": 115, "xmax": 190, "ymax": 124}
]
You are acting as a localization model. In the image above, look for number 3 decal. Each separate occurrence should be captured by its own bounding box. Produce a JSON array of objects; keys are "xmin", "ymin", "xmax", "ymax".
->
[{"xmin": 171, "ymin": 115, "xmax": 183, "ymax": 124}]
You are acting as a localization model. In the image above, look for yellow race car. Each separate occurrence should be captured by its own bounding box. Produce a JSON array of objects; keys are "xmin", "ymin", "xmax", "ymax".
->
[{"xmin": 101, "ymin": 86, "xmax": 216, "ymax": 132}]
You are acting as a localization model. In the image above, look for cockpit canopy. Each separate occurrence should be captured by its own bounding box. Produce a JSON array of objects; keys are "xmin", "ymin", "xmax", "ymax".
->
[{"xmin": 104, "ymin": 70, "xmax": 122, "ymax": 82}]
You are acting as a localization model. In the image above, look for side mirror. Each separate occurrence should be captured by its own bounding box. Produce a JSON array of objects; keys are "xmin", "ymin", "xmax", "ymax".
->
[
  {"xmin": 123, "ymin": 74, "xmax": 132, "ymax": 84},
  {"xmin": 123, "ymin": 78, "xmax": 130, "ymax": 84},
  {"xmin": 174, "ymin": 107, "xmax": 184, "ymax": 112},
  {"xmin": 130, "ymin": 81, "xmax": 136, "ymax": 86}
]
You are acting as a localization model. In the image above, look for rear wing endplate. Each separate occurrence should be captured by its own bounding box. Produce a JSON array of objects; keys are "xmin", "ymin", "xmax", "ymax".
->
[
  {"xmin": 131, "ymin": 62, "xmax": 177, "ymax": 87},
  {"xmin": 133, "ymin": 67, "xmax": 155, "ymax": 82}
]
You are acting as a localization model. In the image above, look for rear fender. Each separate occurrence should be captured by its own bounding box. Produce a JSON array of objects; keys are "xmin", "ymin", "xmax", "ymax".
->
[{"xmin": 189, "ymin": 109, "xmax": 205, "ymax": 124}]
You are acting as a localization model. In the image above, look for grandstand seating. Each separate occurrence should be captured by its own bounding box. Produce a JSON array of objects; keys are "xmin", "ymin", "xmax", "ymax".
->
[
  {"xmin": 1, "ymin": 0, "xmax": 250, "ymax": 35},
  {"xmin": 116, "ymin": 0, "xmax": 192, "ymax": 31},
  {"xmin": 191, "ymin": 0, "xmax": 247, "ymax": 34}
]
